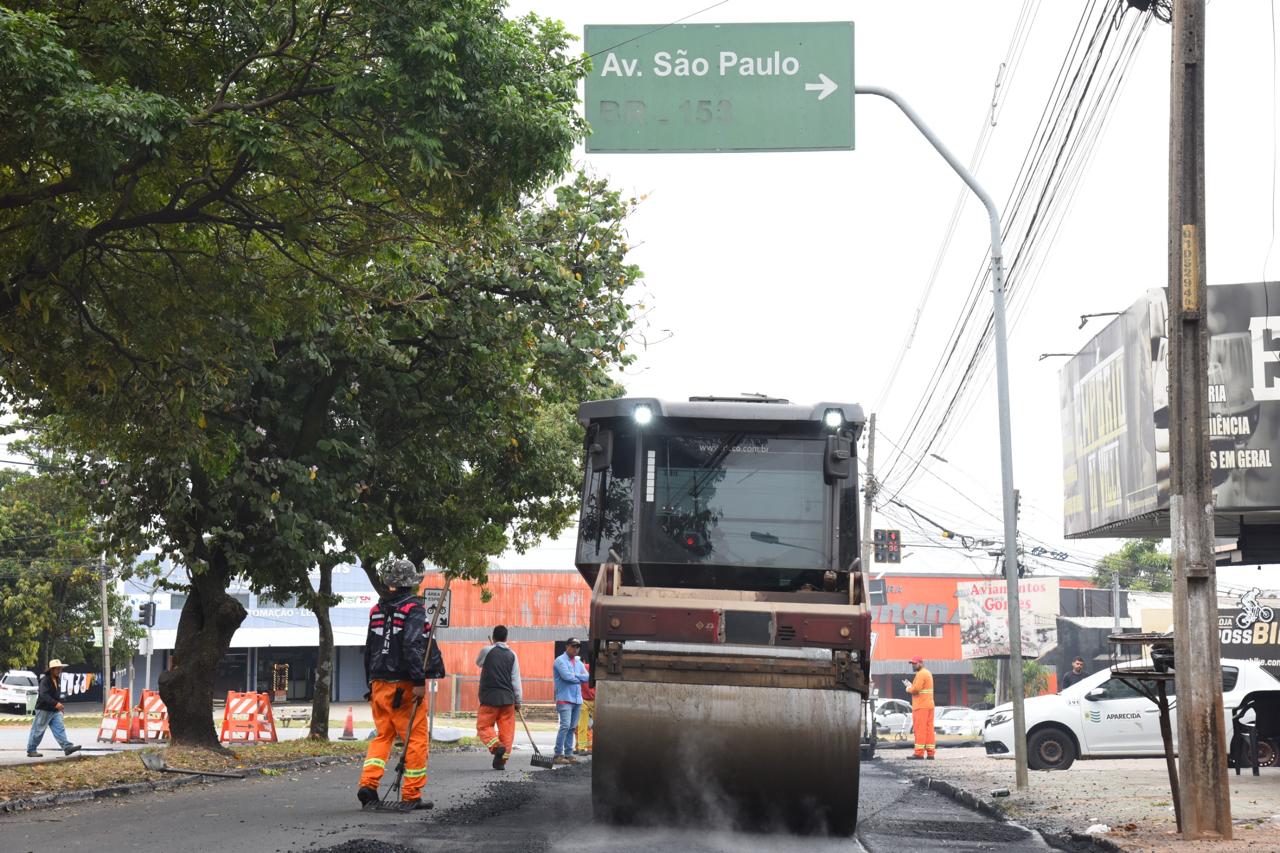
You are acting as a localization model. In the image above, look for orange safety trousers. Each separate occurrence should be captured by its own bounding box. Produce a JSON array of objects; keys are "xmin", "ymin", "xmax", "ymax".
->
[
  {"xmin": 360, "ymin": 680, "xmax": 430, "ymax": 801},
  {"xmin": 476, "ymin": 704, "xmax": 515, "ymax": 763},
  {"xmin": 913, "ymin": 707, "xmax": 936, "ymax": 757}
]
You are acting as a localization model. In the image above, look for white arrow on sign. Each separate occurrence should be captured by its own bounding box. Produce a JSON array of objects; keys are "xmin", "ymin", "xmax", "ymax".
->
[{"xmin": 805, "ymin": 73, "xmax": 838, "ymax": 101}]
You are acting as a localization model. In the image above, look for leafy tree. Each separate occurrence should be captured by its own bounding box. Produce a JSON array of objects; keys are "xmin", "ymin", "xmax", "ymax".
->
[
  {"xmin": 3, "ymin": 2, "xmax": 630, "ymax": 747},
  {"xmin": 1092, "ymin": 538, "xmax": 1172, "ymax": 593},
  {"xmin": 1, "ymin": 1, "xmax": 586, "ymax": 432},
  {"xmin": 972, "ymin": 658, "xmax": 1052, "ymax": 703},
  {"xmin": 0, "ymin": 465, "xmax": 140, "ymax": 672},
  {"xmin": 46, "ymin": 175, "xmax": 639, "ymax": 745}
]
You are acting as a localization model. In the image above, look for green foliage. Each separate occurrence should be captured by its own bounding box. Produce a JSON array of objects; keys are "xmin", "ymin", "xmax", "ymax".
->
[
  {"xmin": 0, "ymin": 463, "xmax": 140, "ymax": 670},
  {"xmin": 1092, "ymin": 538, "xmax": 1172, "ymax": 593},
  {"xmin": 1, "ymin": 1, "xmax": 641, "ymax": 741},
  {"xmin": 972, "ymin": 658, "xmax": 1053, "ymax": 703},
  {"xmin": 0, "ymin": 0, "xmax": 591, "ymax": 455}
]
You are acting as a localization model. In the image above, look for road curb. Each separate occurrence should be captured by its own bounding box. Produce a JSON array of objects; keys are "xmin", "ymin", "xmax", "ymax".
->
[
  {"xmin": 0, "ymin": 752, "xmax": 357, "ymax": 815},
  {"xmin": 909, "ymin": 776, "xmax": 1128, "ymax": 853}
]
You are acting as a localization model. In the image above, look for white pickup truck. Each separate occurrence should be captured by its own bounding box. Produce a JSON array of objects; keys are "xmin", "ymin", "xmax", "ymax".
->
[{"xmin": 982, "ymin": 658, "xmax": 1279, "ymax": 770}]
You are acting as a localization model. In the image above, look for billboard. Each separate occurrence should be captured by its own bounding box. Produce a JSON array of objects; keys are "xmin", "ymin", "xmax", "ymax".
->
[
  {"xmin": 957, "ymin": 577, "xmax": 1059, "ymax": 659},
  {"xmin": 1218, "ymin": 588, "xmax": 1280, "ymax": 667},
  {"xmin": 1062, "ymin": 283, "xmax": 1280, "ymax": 536}
]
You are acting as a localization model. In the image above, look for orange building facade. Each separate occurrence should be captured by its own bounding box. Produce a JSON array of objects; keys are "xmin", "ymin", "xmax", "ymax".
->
[{"xmin": 870, "ymin": 574, "xmax": 1096, "ymax": 707}]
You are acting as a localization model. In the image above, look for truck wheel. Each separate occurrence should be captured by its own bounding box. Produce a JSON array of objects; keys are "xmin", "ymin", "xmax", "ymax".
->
[{"xmin": 1027, "ymin": 727, "xmax": 1076, "ymax": 770}]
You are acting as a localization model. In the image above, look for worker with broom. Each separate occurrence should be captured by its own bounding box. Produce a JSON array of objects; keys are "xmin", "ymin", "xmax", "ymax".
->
[
  {"xmin": 475, "ymin": 624, "xmax": 522, "ymax": 770},
  {"xmin": 356, "ymin": 558, "xmax": 444, "ymax": 811}
]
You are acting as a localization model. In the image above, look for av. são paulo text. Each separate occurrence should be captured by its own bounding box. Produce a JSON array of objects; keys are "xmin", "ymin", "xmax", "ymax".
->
[{"xmin": 600, "ymin": 50, "xmax": 838, "ymax": 99}]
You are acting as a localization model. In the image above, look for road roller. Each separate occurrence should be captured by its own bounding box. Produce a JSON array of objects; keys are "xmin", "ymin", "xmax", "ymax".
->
[{"xmin": 574, "ymin": 395, "xmax": 872, "ymax": 835}]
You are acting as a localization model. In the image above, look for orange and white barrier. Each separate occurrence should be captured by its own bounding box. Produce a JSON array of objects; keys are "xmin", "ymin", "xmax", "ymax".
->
[
  {"xmin": 97, "ymin": 688, "xmax": 132, "ymax": 743},
  {"xmin": 139, "ymin": 690, "xmax": 170, "ymax": 741},
  {"xmin": 219, "ymin": 691, "xmax": 278, "ymax": 744}
]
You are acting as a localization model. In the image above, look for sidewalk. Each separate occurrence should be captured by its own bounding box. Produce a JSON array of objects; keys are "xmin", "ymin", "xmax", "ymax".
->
[{"xmin": 881, "ymin": 746, "xmax": 1280, "ymax": 851}]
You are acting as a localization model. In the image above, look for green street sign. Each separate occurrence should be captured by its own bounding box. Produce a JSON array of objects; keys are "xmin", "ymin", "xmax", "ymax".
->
[{"xmin": 584, "ymin": 22, "xmax": 854, "ymax": 153}]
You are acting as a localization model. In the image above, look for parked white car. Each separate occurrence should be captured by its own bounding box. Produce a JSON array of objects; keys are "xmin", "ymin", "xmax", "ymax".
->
[
  {"xmin": 0, "ymin": 670, "xmax": 39, "ymax": 713},
  {"xmin": 873, "ymin": 698, "xmax": 913, "ymax": 735},
  {"xmin": 935, "ymin": 707, "xmax": 987, "ymax": 739},
  {"xmin": 983, "ymin": 658, "xmax": 1280, "ymax": 770}
]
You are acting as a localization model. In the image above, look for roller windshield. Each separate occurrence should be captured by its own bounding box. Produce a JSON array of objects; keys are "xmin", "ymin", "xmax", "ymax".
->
[{"xmin": 642, "ymin": 434, "xmax": 828, "ymax": 570}]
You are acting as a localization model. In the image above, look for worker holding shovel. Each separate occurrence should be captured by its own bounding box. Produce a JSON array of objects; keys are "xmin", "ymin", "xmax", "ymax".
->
[{"xmin": 356, "ymin": 559, "xmax": 444, "ymax": 811}]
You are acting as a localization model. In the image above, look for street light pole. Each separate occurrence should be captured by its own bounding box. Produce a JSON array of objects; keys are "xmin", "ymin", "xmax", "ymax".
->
[{"xmin": 856, "ymin": 85, "xmax": 1028, "ymax": 789}]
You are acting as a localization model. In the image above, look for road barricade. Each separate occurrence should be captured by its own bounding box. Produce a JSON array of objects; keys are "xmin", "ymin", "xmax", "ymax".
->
[
  {"xmin": 219, "ymin": 691, "xmax": 278, "ymax": 744},
  {"xmin": 139, "ymin": 689, "xmax": 170, "ymax": 741},
  {"xmin": 97, "ymin": 688, "xmax": 132, "ymax": 743}
]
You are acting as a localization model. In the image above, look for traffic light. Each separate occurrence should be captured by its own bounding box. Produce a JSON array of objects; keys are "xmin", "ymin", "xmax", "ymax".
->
[
  {"xmin": 872, "ymin": 529, "xmax": 902, "ymax": 563},
  {"xmin": 137, "ymin": 602, "xmax": 155, "ymax": 627}
]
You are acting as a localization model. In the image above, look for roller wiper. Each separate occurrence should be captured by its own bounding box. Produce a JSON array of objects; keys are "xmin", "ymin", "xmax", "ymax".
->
[{"xmin": 750, "ymin": 531, "xmax": 823, "ymax": 554}]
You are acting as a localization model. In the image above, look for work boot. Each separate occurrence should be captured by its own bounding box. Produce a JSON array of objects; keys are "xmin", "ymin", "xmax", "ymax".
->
[
  {"xmin": 926, "ymin": 754, "xmax": 936, "ymax": 760},
  {"xmin": 492, "ymin": 746, "xmax": 506, "ymax": 770},
  {"xmin": 397, "ymin": 799, "xmax": 434, "ymax": 812},
  {"xmin": 908, "ymin": 754, "xmax": 925, "ymax": 760},
  {"xmin": 565, "ymin": 754, "xmax": 580, "ymax": 764},
  {"xmin": 63, "ymin": 745, "xmax": 81, "ymax": 756},
  {"xmin": 553, "ymin": 755, "xmax": 572, "ymax": 765},
  {"xmin": 26, "ymin": 751, "xmax": 42, "ymax": 758},
  {"xmin": 357, "ymin": 786, "xmax": 379, "ymax": 810}
]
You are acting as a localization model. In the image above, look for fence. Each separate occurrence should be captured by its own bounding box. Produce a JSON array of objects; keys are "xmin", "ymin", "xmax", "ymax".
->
[{"xmin": 429, "ymin": 676, "xmax": 556, "ymax": 714}]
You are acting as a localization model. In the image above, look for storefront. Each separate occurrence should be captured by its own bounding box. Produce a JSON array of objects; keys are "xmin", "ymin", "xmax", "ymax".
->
[{"xmin": 868, "ymin": 573, "xmax": 1100, "ymax": 707}]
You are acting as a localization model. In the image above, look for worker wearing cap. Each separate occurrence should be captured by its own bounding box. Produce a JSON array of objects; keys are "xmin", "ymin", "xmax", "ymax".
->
[
  {"xmin": 903, "ymin": 656, "xmax": 935, "ymax": 760},
  {"xmin": 552, "ymin": 638, "xmax": 590, "ymax": 765},
  {"xmin": 357, "ymin": 558, "xmax": 440, "ymax": 811}
]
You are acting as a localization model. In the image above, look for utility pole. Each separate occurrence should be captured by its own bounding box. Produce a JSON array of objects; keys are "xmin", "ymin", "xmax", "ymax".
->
[
  {"xmin": 1167, "ymin": 0, "xmax": 1230, "ymax": 838},
  {"xmin": 99, "ymin": 559, "xmax": 111, "ymax": 699},
  {"xmin": 860, "ymin": 413, "xmax": 878, "ymax": 582},
  {"xmin": 855, "ymin": 85, "xmax": 1027, "ymax": 790},
  {"xmin": 1112, "ymin": 571, "xmax": 1122, "ymax": 633}
]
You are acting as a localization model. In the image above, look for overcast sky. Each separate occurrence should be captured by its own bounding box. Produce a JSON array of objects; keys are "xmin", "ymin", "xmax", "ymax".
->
[{"xmin": 495, "ymin": 0, "xmax": 1280, "ymax": 596}]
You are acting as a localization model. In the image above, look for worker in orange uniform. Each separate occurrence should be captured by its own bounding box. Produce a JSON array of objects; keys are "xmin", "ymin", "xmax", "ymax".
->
[
  {"xmin": 903, "ymin": 655, "xmax": 935, "ymax": 760},
  {"xmin": 475, "ymin": 624, "xmax": 522, "ymax": 770},
  {"xmin": 357, "ymin": 559, "xmax": 444, "ymax": 811}
]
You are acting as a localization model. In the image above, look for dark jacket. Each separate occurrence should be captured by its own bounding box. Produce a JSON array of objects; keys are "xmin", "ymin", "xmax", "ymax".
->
[
  {"xmin": 478, "ymin": 644, "xmax": 520, "ymax": 707},
  {"xmin": 1060, "ymin": 669, "xmax": 1086, "ymax": 691},
  {"xmin": 364, "ymin": 590, "xmax": 445, "ymax": 686},
  {"xmin": 35, "ymin": 672, "xmax": 61, "ymax": 712}
]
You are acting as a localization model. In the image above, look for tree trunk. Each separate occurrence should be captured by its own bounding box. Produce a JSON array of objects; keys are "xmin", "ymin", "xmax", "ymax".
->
[
  {"xmin": 308, "ymin": 560, "xmax": 335, "ymax": 740},
  {"xmin": 159, "ymin": 561, "xmax": 245, "ymax": 748}
]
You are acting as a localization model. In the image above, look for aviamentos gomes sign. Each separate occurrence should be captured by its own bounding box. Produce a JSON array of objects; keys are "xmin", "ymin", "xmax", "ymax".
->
[{"xmin": 956, "ymin": 578, "xmax": 1060, "ymax": 659}]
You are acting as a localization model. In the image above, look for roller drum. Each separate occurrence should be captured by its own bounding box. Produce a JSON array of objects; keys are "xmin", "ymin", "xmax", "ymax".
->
[{"xmin": 592, "ymin": 679, "xmax": 861, "ymax": 835}]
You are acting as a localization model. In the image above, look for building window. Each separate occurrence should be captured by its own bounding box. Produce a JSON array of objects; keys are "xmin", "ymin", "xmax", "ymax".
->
[{"xmin": 895, "ymin": 623, "xmax": 944, "ymax": 638}]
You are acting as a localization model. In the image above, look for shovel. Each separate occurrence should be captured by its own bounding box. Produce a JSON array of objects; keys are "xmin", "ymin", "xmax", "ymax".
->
[
  {"xmin": 516, "ymin": 706, "xmax": 555, "ymax": 769},
  {"xmin": 139, "ymin": 752, "xmax": 245, "ymax": 779}
]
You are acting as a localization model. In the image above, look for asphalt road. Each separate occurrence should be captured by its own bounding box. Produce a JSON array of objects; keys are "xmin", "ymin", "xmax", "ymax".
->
[{"xmin": 1, "ymin": 750, "xmax": 1052, "ymax": 853}]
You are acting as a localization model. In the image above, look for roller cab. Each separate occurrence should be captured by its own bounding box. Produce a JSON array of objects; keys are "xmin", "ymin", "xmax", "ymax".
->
[{"xmin": 574, "ymin": 396, "xmax": 871, "ymax": 836}]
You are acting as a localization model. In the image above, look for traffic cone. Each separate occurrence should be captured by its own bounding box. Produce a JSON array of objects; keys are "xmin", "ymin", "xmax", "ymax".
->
[
  {"xmin": 339, "ymin": 706, "xmax": 357, "ymax": 741},
  {"xmin": 127, "ymin": 708, "xmax": 143, "ymax": 744}
]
